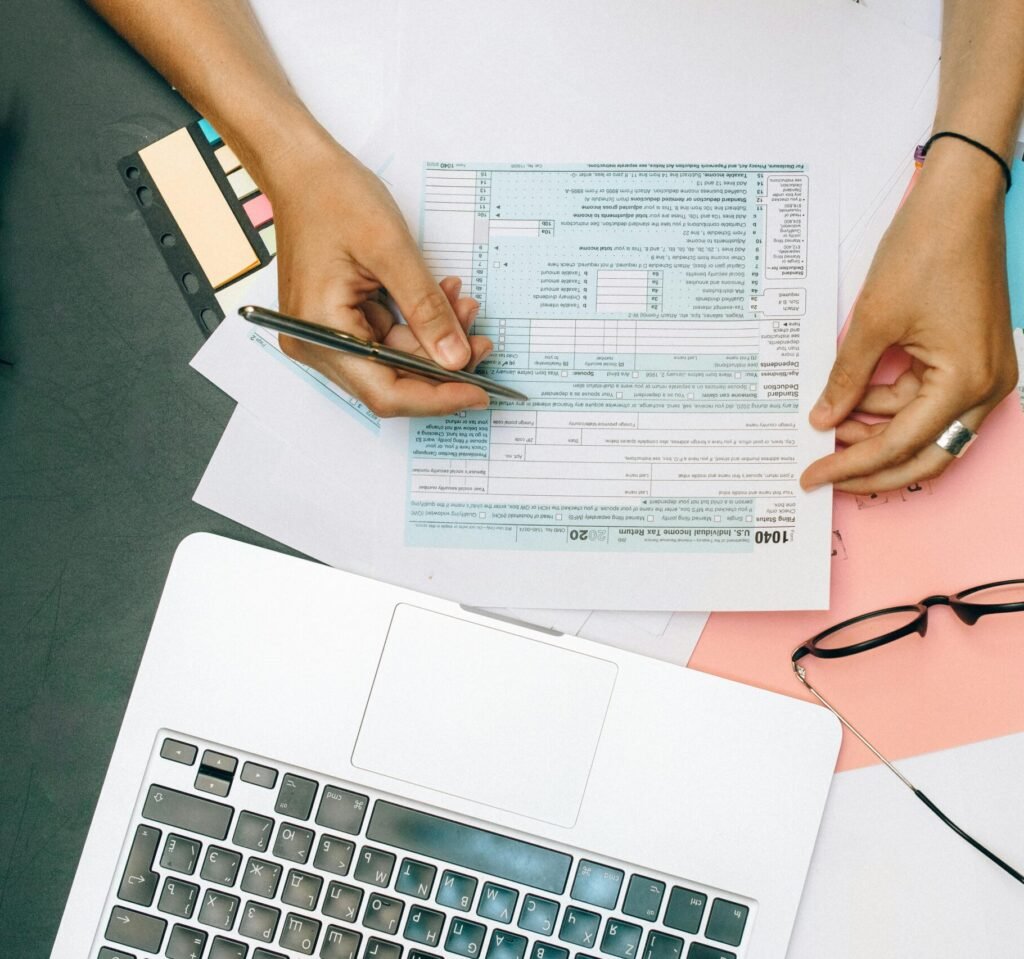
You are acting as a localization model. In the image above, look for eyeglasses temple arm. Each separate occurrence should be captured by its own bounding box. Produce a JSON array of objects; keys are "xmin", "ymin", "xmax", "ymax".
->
[{"xmin": 792, "ymin": 662, "xmax": 1024, "ymax": 887}]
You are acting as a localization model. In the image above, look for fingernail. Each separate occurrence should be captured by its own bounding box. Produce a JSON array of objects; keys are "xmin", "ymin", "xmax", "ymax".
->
[
  {"xmin": 437, "ymin": 332, "xmax": 470, "ymax": 368},
  {"xmin": 467, "ymin": 305, "xmax": 481, "ymax": 325},
  {"xmin": 469, "ymin": 399, "xmax": 490, "ymax": 411},
  {"xmin": 479, "ymin": 347, "xmax": 493, "ymax": 363},
  {"xmin": 810, "ymin": 396, "xmax": 831, "ymax": 424}
]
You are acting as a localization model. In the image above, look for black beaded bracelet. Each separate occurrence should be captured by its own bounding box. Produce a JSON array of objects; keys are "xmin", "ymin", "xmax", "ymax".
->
[{"xmin": 915, "ymin": 131, "xmax": 1012, "ymax": 193}]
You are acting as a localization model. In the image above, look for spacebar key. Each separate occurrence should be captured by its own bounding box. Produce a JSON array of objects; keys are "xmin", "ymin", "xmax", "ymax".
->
[{"xmin": 142, "ymin": 784, "xmax": 233, "ymax": 839}]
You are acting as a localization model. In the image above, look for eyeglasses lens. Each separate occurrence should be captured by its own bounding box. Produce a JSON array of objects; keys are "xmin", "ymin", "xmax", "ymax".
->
[
  {"xmin": 960, "ymin": 581, "xmax": 1024, "ymax": 605},
  {"xmin": 814, "ymin": 607, "xmax": 921, "ymax": 651}
]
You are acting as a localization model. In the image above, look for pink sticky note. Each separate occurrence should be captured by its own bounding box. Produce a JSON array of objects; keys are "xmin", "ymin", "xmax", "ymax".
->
[
  {"xmin": 692, "ymin": 395, "xmax": 1024, "ymax": 773},
  {"xmin": 243, "ymin": 193, "xmax": 273, "ymax": 229}
]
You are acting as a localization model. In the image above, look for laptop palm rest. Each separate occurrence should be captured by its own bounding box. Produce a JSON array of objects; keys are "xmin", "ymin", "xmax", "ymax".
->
[{"xmin": 352, "ymin": 604, "xmax": 617, "ymax": 828}]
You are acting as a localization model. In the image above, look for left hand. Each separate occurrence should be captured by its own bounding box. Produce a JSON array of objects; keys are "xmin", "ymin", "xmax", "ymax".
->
[{"xmin": 801, "ymin": 142, "xmax": 1018, "ymax": 494}]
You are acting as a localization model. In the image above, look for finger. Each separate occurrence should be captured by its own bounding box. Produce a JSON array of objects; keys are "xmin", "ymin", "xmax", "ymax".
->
[
  {"xmin": 810, "ymin": 315, "xmax": 892, "ymax": 429},
  {"xmin": 835, "ymin": 418, "xmax": 886, "ymax": 446},
  {"xmin": 854, "ymin": 366, "xmax": 923, "ymax": 416},
  {"xmin": 801, "ymin": 375, "xmax": 985, "ymax": 490},
  {"xmin": 361, "ymin": 299, "xmax": 398, "ymax": 341},
  {"xmin": 454, "ymin": 295, "xmax": 481, "ymax": 333},
  {"xmin": 833, "ymin": 402, "xmax": 989, "ymax": 494},
  {"xmin": 379, "ymin": 250, "xmax": 472, "ymax": 369},
  {"xmin": 439, "ymin": 275, "xmax": 462, "ymax": 305}
]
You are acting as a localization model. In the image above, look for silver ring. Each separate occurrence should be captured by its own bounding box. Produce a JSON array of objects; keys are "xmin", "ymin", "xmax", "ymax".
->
[{"xmin": 934, "ymin": 419, "xmax": 978, "ymax": 458}]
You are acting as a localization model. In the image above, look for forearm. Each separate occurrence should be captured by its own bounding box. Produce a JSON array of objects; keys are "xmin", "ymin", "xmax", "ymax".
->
[
  {"xmin": 933, "ymin": 0, "xmax": 1024, "ymax": 163},
  {"xmin": 87, "ymin": 0, "xmax": 332, "ymax": 190}
]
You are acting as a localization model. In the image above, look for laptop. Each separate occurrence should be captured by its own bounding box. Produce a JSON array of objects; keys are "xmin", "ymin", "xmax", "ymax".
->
[{"xmin": 53, "ymin": 534, "xmax": 839, "ymax": 959}]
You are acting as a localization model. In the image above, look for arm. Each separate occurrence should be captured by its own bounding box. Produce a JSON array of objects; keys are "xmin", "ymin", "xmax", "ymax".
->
[
  {"xmin": 801, "ymin": 0, "xmax": 1024, "ymax": 493},
  {"xmin": 88, "ymin": 0, "xmax": 492, "ymax": 416}
]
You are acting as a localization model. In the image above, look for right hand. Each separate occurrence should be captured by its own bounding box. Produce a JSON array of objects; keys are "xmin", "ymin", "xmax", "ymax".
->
[{"xmin": 261, "ymin": 135, "xmax": 493, "ymax": 417}]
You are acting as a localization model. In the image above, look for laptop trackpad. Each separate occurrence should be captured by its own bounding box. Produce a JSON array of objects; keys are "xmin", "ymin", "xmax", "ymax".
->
[{"xmin": 352, "ymin": 604, "xmax": 617, "ymax": 828}]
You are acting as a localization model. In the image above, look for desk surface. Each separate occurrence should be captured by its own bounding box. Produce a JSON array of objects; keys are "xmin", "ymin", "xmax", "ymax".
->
[{"xmin": 0, "ymin": 3, "xmax": 289, "ymax": 953}]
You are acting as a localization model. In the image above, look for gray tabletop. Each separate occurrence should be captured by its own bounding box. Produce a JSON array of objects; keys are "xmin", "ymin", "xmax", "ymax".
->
[{"xmin": 0, "ymin": 2, "xmax": 293, "ymax": 953}]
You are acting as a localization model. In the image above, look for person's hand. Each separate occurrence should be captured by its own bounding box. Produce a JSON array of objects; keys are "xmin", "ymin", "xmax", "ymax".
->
[
  {"xmin": 801, "ymin": 143, "xmax": 1017, "ymax": 494},
  {"xmin": 263, "ymin": 136, "xmax": 493, "ymax": 417}
]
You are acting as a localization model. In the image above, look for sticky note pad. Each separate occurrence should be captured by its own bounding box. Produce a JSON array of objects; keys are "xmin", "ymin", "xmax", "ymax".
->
[
  {"xmin": 198, "ymin": 118, "xmax": 221, "ymax": 145},
  {"xmin": 139, "ymin": 128, "xmax": 258, "ymax": 288},
  {"xmin": 215, "ymin": 144, "xmax": 241, "ymax": 174},
  {"xmin": 227, "ymin": 168, "xmax": 259, "ymax": 199},
  {"xmin": 243, "ymin": 194, "xmax": 273, "ymax": 229},
  {"xmin": 1007, "ymin": 152, "xmax": 1024, "ymax": 329},
  {"xmin": 259, "ymin": 223, "xmax": 277, "ymax": 256}
]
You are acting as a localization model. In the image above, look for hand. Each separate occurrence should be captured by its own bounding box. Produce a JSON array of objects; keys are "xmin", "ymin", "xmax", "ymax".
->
[
  {"xmin": 263, "ymin": 136, "xmax": 493, "ymax": 417},
  {"xmin": 801, "ymin": 143, "xmax": 1017, "ymax": 494}
]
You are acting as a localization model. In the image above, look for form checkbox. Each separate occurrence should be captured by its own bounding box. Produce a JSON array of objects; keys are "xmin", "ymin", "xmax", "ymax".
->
[
  {"xmin": 632, "ymin": 371, "xmax": 639, "ymax": 378},
  {"xmin": 714, "ymin": 515, "xmax": 722, "ymax": 523},
  {"xmin": 561, "ymin": 371, "xmax": 568, "ymax": 377},
  {"xmin": 616, "ymin": 392, "xmax": 623, "ymax": 398},
  {"xmin": 479, "ymin": 512, "xmax": 486, "ymax": 519},
  {"xmin": 647, "ymin": 515, "xmax": 655, "ymax": 522}
]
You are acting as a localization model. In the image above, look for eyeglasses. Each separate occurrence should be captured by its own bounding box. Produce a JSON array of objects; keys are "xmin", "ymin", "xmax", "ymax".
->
[{"xmin": 791, "ymin": 578, "xmax": 1024, "ymax": 887}]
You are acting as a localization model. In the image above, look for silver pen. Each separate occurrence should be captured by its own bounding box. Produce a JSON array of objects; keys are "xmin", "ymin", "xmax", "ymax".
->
[{"xmin": 240, "ymin": 305, "xmax": 528, "ymax": 402}]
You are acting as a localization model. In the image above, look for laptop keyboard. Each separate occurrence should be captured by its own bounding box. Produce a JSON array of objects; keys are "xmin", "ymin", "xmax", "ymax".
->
[{"xmin": 93, "ymin": 733, "xmax": 754, "ymax": 959}]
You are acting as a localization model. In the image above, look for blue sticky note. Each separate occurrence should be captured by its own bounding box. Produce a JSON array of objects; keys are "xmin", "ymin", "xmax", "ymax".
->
[
  {"xmin": 197, "ymin": 117, "xmax": 221, "ymax": 146},
  {"xmin": 1007, "ymin": 152, "xmax": 1024, "ymax": 329}
]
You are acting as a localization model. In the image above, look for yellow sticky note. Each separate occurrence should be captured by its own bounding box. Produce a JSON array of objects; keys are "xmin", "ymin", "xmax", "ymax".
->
[
  {"xmin": 227, "ymin": 167, "xmax": 259, "ymax": 199},
  {"xmin": 215, "ymin": 144, "xmax": 242, "ymax": 174},
  {"xmin": 259, "ymin": 223, "xmax": 277, "ymax": 256},
  {"xmin": 140, "ymin": 129, "xmax": 258, "ymax": 288}
]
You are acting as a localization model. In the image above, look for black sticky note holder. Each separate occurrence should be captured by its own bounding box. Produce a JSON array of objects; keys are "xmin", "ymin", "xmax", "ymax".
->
[{"xmin": 119, "ymin": 120, "xmax": 274, "ymax": 338}]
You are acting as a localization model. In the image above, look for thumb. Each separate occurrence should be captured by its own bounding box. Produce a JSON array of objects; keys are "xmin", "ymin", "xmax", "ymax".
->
[
  {"xmin": 811, "ymin": 316, "xmax": 891, "ymax": 429},
  {"xmin": 380, "ymin": 247, "xmax": 471, "ymax": 370}
]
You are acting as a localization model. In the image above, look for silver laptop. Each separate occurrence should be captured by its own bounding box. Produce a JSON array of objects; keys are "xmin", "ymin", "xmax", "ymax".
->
[{"xmin": 53, "ymin": 534, "xmax": 839, "ymax": 959}]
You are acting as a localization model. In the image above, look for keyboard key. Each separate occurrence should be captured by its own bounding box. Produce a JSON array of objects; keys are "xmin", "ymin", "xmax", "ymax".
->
[
  {"xmin": 280, "ymin": 912, "xmax": 322, "ymax": 954},
  {"xmin": 283, "ymin": 869, "xmax": 324, "ymax": 910},
  {"xmin": 201, "ymin": 846, "xmax": 242, "ymax": 887},
  {"xmin": 704, "ymin": 900, "xmax": 748, "ymax": 948},
  {"xmin": 274, "ymin": 822, "xmax": 315, "ymax": 863},
  {"xmin": 600, "ymin": 920, "xmax": 642, "ymax": 959},
  {"xmin": 366, "ymin": 937, "xmax": 403, "ymax": 959},
  {"xmin": 161, "ymin": 738, "xmax": 197, "ymax": 765},
  {"xmin": 254, "ymin": 951, "xmax": 287, "ymax": 959},
  {"xmin": 363, "ymin": 893, "xmax": 405, "ymax": 935},
  {"xmin": 317, "ymin": 786, "xmax": 370, "ymax": 834},
  {"xmin": 164, "ymin": 923, "xmax": 207, "ymax": 959},
  {"xmin": 239, "ymin": 900, "xmax": 281, "ymax": 943},
  {"xmin": 558, "ymin": 907, "xmax": 600, "ymax": 949},
  {"xmin": 209, "ymin": 937, "xmax": 247, "ymax": 959},
  {"xmin": 97, "ymin": 949, "xmax": 135, "ymax": 959},
  {"xmin": 241, "ymin": 857, "xmax": 282, "ymax": 899},
  {"xmin": 161, "ymin": 833, "xmax": 201, "ymax": 876},
  {"xmin": 404, "ymin": 906, "xmax": 446, "ymax": 947},
  {"xmin": 322, "ymin": 925, "xmax": 362, "ymax": 959},
  {"xmin": 315, "ymin": 835, "xmax": 356, "ymax": 876},
  {"xmin": 664, "ymin": 889, "xmax": 707, "ymax": 935},
  {"xmin": 195, "ymin": 772, "xmax": 232, "ymax": 798},
  {"xmin": 437, "ymin": 870, "xmax": 477, "ymax": 912},
  {"xmin": 445, "ymin": 918, "xmax": 486, "ymax": 958},
  {"xmin": 396, "ymin": 858, "xmax": 437, "ymax": 899},
  {"xmin": 622, "ymin": 877, "xmax": 665, "ymax": 922},
  {"xmin": 486, "ymin": 930, "xmax": 527, "ymax": 959},
  {"xmin": 143, "ymin": 785, "xmax": 232, "ymax": 840},
  {"xmin": 199, "ymin": 890, "xmax": 240, "ymax": 930},
  {"xmin": 529, "ymin": 942, "xmax": 568, "ymax": 959},
  {"xmin": 642, "ymin": 932, "xmax": 683, "ymax": 959},
  {"xmin": 323, "ymin": 881, "xmax": 364, "ymax": 922},
  {"xmin": 409, "ymin": 952, "xmax": 442, "ymax": 959},
  {"xmin": 158, "ymin": 877, "xmax": 199, "ymax": 919},
  {"xmin": 202, "ymin": 750, "xmax": 238, "ymax": 776},
  {"xmin": 105, "ymin": 905, "xmax": 167, "ymax": 953},
  {"xmin": 368, "ymin": 801, "xmax": 571, "ymax": 896},
  {"xmin": 477, "ymin": 883, "xmax": 518, "ymax": 923},
  {"xmin": 241, "ymin": 761, "xmax": 278, "ymax": 789},
  {"xmin": 685, "ymin": 946, "xmax": 734, "ymax": 959},
  {"xmin": 117, "ymin": 824, "xmax": 161, "ymax": 907},
  {"xmin": 354, "ymin": 847, "xmax": 397, "ymax": 887},
  {"xmin": 571, "ymin": 861, "xmax": 623, "ymax": 910},
  {"xmin": 234, "ymin": 811, "xmax": 275, "ymax": 853},
  {"xmin": 275, "ymin": 774, "xmax": 319, "ymax": 820},
  {"xmin": 518, "ymin": 894, "xmax": 559, "ymax": 935}
]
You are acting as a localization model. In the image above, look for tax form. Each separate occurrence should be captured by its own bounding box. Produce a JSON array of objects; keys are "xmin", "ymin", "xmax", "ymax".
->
[{"xmin": 407, "ymin": 162, "xmax": 814, "ymax": 557}]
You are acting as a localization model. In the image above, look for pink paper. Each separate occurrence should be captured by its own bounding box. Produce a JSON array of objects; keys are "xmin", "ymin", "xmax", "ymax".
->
[
  {"xmin": 243, "ymin": 193, "xmax": 274, "ymax": 229},
  {"xmin": 691, "ymin": 394, "xmax": 1024, "ymax": 772}
]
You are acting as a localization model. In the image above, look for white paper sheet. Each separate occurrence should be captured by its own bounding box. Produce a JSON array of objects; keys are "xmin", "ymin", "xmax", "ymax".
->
[
  {"xmin": 193, "ymin": 2, "xmax": 942, "ymax": 612},
  {"xmin": 790, "ymin": 730, "xmax": 1024, "ymax": 956}
]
